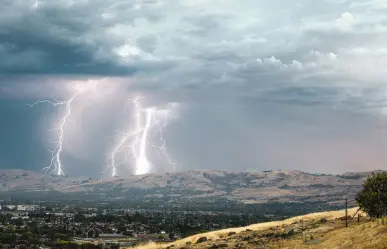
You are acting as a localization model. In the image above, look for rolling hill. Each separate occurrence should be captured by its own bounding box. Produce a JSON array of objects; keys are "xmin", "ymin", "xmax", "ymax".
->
[
  {"xmin": 0, "ymin": 169, "xmax": 378, "ymax": 204},
  {"xmin": 135, "ymin": 208, "xmax": 387, "ymax": 249}
]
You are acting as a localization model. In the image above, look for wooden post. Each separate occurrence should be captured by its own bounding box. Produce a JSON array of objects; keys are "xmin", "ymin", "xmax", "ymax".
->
[{"xmin": 345, "ymin": 198, "xmax": 348, "ymax": 228}]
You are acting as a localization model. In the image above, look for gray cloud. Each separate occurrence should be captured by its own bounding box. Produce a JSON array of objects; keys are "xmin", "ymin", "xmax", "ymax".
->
[{"xmin": 1, "ymin": 0, "xmax": 387, "ymax": 84}]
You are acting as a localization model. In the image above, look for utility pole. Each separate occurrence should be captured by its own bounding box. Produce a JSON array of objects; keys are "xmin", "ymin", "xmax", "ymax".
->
[{"xmin": 345, "ymin": 198, "xmax": 348, "ymax": 228}]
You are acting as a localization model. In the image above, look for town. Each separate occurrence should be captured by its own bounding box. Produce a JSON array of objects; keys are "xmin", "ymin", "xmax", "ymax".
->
[
  {"xmin": 0, "ymin": 199, "xmax": 343, "ymax": 249},
  {"xmin": 0, "ymin": 201, "xmax": 263, "ymax": 248}
]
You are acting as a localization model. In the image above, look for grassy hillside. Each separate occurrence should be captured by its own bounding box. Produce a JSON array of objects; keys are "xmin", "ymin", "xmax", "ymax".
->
[
  {"xmin": 133, "ymin": 208, "xmax": 387, "ymax": 249},
  {"xmin": 0, "ymin": 169, "xmax": 369, "ymax": 204}
]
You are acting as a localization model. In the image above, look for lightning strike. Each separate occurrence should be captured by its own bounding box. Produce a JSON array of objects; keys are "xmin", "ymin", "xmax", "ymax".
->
[
  {"xmin": 134, "ymin": 107, "xmax": 154, "ymax": 175},
  {"xmin": 28, "ymin": 91, "xmax": 81, "ymax": 176},
  {"xmin": 108, "ymin": 96, "xmax": 178, "ymax": 177},
  {"xmin": 152, "ymin": 110, "xmax": 177, "ymax": 172}
]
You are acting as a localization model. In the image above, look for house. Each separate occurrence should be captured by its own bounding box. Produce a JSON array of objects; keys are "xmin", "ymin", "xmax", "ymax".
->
[
  {"xmin": 5, "ymin": 205, "xmax": 17, "ymax": 210},
  {"xmin": 73, "ymin": 238, "xmax": 103, "ymax": 245}
]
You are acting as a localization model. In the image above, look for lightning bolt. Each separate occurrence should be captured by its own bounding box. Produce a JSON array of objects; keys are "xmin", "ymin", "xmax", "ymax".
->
[
  {"xmin": 152, "ymin": 109, "xmax": 177, "ymax": 172},
  {"xmin": 28, "ymin": 91, "xmax": 81, "ymax": 176},
  {"xmin": 133, "ymin": 107, "xmax": 154, "ymax": 175},
  {"xmin": 107, "ymin": 96, "xmax": 178, "ymax": 177}
]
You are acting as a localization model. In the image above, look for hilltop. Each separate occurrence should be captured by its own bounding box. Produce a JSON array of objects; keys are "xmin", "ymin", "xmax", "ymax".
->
[
  {"xmin": 134, "ymin": 208, "xmax": 387, "ymax": 249},
  {"xmin": 0, "ymin": 169, "xmax": 379, "ymax": 204}
]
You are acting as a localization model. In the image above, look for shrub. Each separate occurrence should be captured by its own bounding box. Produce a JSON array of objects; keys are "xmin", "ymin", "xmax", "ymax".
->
[{"xmin": 356, "ymin": 172, "xmax": 387, "ymax": 218}]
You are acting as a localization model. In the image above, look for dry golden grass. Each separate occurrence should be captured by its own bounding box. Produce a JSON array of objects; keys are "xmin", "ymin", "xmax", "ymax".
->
[
  {"xmin": 132, "ymin": 208, "xmax": 387, "ymax": 249},
  {"xmin": 162, "ymin": 208, "xmax": 363, "ymax": 247},
  {"xmin": 272, "ymin": 221, "xmax": 387, "ymax": 249},
  {"xmin": 130, "ymin": 242, "xmax": 159, "ymax": 249}
]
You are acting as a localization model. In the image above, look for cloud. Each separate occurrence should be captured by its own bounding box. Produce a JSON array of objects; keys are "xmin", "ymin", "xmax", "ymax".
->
[
  {"xmin": 335, "ymin": 12, "xmax": 356, "ymax": 28},
  {"xmin": 1, "ymin": 0, "xmax": 386, "ymax": 87}
]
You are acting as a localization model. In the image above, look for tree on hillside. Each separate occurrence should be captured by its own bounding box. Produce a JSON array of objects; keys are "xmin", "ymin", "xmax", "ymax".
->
[{"xmin": 356, "ymin": 172, "xmax": 387, "ymax": 218}]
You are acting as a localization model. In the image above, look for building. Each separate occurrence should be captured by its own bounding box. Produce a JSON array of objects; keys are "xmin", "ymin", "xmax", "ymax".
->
[
  {"xmin": 5, "ymin": 205, "xmax": 17, "ymax": 210},
  {"xmin": 17, "ymin": 205, "xmax": 40, "ymax": 211},
  {"xmin": 73, "ymin": 238, "xmax": 103, "ymax": 245}
]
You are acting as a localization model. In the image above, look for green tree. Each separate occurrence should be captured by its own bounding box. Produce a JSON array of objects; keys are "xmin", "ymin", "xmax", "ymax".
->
[{"xmin": 356, "ymin": 172, "xmax": 387, "ymax": 218}]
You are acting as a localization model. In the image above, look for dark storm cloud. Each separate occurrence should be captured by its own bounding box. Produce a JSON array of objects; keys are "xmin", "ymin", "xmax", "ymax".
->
[
  {"xmin": 0, "ymin": 0, "xmax": 163, "ymax": 75},
  {"xmin": 1, "ymin": 0, "xmax": 387, "ymax": 85}
]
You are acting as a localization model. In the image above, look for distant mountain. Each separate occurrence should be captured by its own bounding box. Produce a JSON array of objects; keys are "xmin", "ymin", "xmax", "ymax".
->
[{"xmin": 0, "ymin": 169, "xmax": 379, "ymax": 204}]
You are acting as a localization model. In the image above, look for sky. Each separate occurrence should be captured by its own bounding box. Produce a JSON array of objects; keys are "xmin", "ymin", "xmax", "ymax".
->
[{"xmin": 1, "ymin": 0, "xmax": 387, "ymax": 177}]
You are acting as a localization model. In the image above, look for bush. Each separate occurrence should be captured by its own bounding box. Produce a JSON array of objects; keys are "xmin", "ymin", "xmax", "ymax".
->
[{"xmin": 356, "ymin": 172, "xmax": 387, "ymax": 218}]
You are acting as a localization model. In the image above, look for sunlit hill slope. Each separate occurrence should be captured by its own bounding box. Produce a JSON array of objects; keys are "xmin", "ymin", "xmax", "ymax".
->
[{"xmin": 134, "ymin": 208, "xmax": 387, "ymax": 249}]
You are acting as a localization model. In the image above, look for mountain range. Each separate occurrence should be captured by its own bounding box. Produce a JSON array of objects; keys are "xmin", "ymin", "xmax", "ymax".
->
[{"xmin": 0, "ymin": 169, "xmax": 377, "ymax": 204}]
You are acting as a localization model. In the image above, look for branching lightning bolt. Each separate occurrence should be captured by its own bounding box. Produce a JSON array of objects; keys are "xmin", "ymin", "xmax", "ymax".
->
[
  {"xmin": 28, "ymin": 91, "xmax": 81, "ymax": 176},
  {"xmin": 107, "ymin": 96, "xmax": 177, "ymax": 177},
  {"xmin": 152, "ymin": 110, "xmax": 177, "ymax": 172}
]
